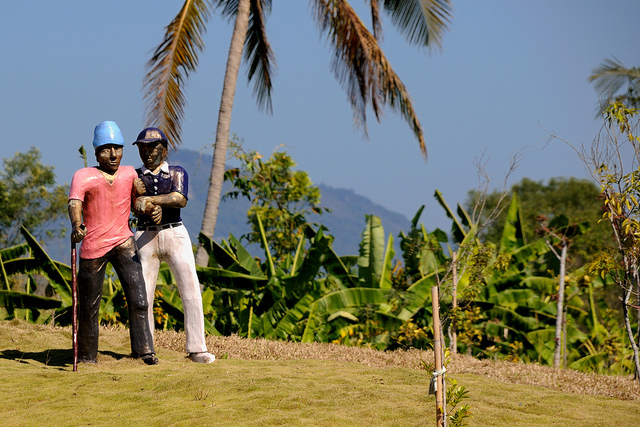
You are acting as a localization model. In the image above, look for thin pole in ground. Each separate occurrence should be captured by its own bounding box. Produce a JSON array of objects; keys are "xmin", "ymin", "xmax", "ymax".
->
[
  {"xmin": 71, "ymin": 242, "xmax": 78, "ymax": 372},
  {"xmin": 432, "ymin": 286, "xmax": 445, "ymax": 427},
  {"xmin": 451, "ymin": 251, "xmax": 458, "ymax": 355}
]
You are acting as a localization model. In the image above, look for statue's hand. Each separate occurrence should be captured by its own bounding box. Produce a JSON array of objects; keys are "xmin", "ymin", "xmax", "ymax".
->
[
  {"xmin": 151, "ymin": 205, "xmax": 162, "ymax": 224},
  {"xmin": 71, "ymin": 224, "xmax": 87, "ymax": 243},
  {"xmin": 134, "ymin": 196, "xmax": 149, "ymax": 214},
  {"xmin": 133, "ymin": 178, "xmax": 146, "ymax": 197}
]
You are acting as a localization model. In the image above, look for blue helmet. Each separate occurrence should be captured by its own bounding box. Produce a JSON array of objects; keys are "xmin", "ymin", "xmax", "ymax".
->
[{"xmin": 93, "ymin": 121, "xmax": 124, "ymax": 150}]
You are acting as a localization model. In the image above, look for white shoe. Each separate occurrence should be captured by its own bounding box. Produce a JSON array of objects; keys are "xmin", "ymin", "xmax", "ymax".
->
[{"xmin": 189, "ymin": 352, "xmax": 215, "ymax": 363}]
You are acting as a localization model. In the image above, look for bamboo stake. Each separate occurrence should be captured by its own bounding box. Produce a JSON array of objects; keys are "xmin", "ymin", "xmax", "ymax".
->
[{"xmin": 432, "ymin": 286, "xmax": 445, "ymax": 427}]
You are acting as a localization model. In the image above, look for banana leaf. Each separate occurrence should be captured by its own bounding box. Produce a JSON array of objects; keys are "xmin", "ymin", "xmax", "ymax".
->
[
  {"xmin": 255, "ymin": 213, "xmax": 276, "ymax": 277},
  {"xmin": 282, "ymin": 226, "xmax": 333, "ymax": 290},
  {"xmin": 357, "ymin": 215, "xmax": 386, "ymax": 287},
  {"xmin": 198, "ymin": 232, "xmax": 266, "ymax": 279},
  {"xmin": 328, "ymin": 310, "xmax": 360, "ymax": 322},
  {"xmin": 301, "ymin": 287, "xmax": 394, "ymax": 342},
  {"xmin": 289, "ymin": 233, "xmax": 306, "ymax": 276},
  {"xmin": 487, "ymin": 288, "xmax": 541, "ymax": 310},
  {"xmin": 569, "ymin": 353, "xmax": 610, "ymax": 373},
  {"xmin": 199, "ymin": 267, "xmax": 268, "ymax": 290},
  {"xmin": 397, "ymin": 271, "xmax": 438, "ymax": 320},
  {"xmin": 0, "ymin": 290, "xmax": 62, "ymax": 310},
  {"xmin": 499, "ymin": 194, "xmax": 525, "ymax": 252},
  {"xmin": 268, "ymin": 293, "xmax": 317, "ymax": 339},
  {"xmin": 434, "ymin": 189, "xmax": 466, "ymax": 244},
  {"xmin": 158, "ymin": 286, "xmax": 220, "ymax": 336},
  {"xmin": 473, "ymin": 300, "xmax": 542, "ymax": 332},
  {"xmin": 457, "ymin": 202, "xmax": 473, "ymax": 228},
  {"xmin": 0, "ymin": 243, "xmax": 29, "ymax": 260},
  {"xmin": 156, "ymin": 263, "xmax": 176, "ymax": 285},
  {"xmin": 0, "ymin": 244, "xmax": 29, "ymax": 291},
  {"xmin": 20, "ymin": 226, "xmax": 71, "ymax": 305},
  {"xmin": 378, "ymin": 234, "xmax": 394, "ymax": 289},
  {"xmin": 521, "ymin": 276, "xmax": 557, "ymax": 294},
  {"xmin": 198, "ymin": 232, "xmax": 236, "ymax": 269}
]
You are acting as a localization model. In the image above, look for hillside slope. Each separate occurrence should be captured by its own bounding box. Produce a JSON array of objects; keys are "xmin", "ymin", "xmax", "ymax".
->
[{"xmin": 1, "ymin": 320, "xmax": 638, "ymax": 427}]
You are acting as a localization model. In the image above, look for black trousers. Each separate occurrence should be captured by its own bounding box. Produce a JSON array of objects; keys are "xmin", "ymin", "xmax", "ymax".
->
[{"xmin": 77, "ymin": 237, "xmax": 155, "ymax": 361}]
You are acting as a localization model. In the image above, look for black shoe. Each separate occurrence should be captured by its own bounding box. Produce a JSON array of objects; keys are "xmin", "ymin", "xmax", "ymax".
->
[{"xmin": 141, "ymin": 354, "xmax": 159, "ymax": 365}]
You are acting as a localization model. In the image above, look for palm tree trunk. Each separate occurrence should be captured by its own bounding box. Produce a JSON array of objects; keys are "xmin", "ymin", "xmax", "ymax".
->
[{"xmin": 195, "ymin": 0, "xmax": 251, "ymax": 266}]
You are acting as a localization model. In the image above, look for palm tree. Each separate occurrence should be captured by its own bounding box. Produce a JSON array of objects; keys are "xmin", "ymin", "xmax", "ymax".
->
[
  {"xmin": 589, "ymin": 57, "xmax": 640, "ymax": 114},
  {"xmin": 143, "ymin": 0, "xmax": 453, "ymax": 266}
]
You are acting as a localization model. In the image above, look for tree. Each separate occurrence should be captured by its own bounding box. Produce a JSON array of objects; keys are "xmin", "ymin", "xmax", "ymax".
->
[
  {"xmin": 589, "ymin": 57, "xmax": 640, "ymax": 115},
  {"xmin": 0, "ymin": 147, "xmax": 68, "ymax": 247},
  {"xmin": 142, "ymin": 0, "xmax": 453, "ymax": 266},
  {"xmin": 570, "ymin": 101, "xmax": 640, "ymax": 379},
  {"xmin": 465, "ymin": 177, "xmax": 608, "ymax": 269},
  {"xmin": 224, "ymin": 142, "xmax": 329, "ymax": 261},
  {"xmin": 537, "ymin": 214, "xmax": 589, "ymax": 368}
]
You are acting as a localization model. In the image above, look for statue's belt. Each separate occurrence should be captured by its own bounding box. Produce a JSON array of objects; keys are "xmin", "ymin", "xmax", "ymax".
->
[{"xmin": 137, "ymin": 221, "xmax": 183, "ymax": 231}]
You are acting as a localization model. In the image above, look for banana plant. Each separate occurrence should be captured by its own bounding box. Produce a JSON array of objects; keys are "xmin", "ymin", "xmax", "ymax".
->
[
  {"xmin": 433, "ymin": 193, "xmax": 559, "ymax": 360},
  {"xmin": 0, "ymin": 227, "xmax": 141, "ymax": 327},
  {"xmin": 398, "ymin": 205, "xmax": 450, "ymax": 287},
  {"xmin": 0, "ymin": 227, "xmax": 69, "ymax": 323},
  {"xmin": 196, "ymin": 211, "xmax": 345, "ymax": 340},
  {"xmin": 565, "ymin": 274, "xmax": 634, "ymax": 374},
  {"xmin": 301, "ymin": 214, "xmax": 444, "ymax": 346}
]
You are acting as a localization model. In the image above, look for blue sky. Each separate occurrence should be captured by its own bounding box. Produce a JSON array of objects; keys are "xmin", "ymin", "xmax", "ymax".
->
[{"xmin": 2, "ymin": 1, "xmax": 639, "ymax": 232}]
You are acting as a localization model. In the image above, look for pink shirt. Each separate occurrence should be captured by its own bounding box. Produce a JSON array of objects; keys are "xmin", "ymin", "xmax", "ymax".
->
[{"xmin": 69, "ymin": 166, "xmax": 137, "ymax": 259}]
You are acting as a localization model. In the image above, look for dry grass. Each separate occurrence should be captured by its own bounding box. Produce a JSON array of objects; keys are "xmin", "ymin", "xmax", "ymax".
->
[
  {"xmin": 3, "ymin": 319, "xmax": 640, "ymax": 426},
  {"xmin": 155, "ymin": 330, "xmax": 640, "ymax": 401}
]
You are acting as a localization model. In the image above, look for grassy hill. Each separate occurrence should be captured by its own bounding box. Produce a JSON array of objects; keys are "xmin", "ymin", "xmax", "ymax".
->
[{"xmin": 1, "ymin": 320, "xmax": 638, "ymax": 426}]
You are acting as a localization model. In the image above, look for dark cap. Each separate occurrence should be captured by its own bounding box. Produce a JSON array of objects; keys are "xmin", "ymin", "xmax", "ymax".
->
[{"xmin": 132, "ymin": 127, "xmax": 168, "ymax": 145}]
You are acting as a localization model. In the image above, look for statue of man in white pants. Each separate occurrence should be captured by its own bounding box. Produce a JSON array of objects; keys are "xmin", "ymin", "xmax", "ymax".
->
[{"xmin": 132, "ymin": 127, "xmax": 215, "ymax": 364}]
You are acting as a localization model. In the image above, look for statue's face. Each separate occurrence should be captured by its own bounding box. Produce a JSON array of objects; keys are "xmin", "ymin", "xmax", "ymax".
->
[
  {"xmin": 95, "ymin": 145, "xmax": 123, "ymax": 174},
  {"xmin": 137, "ymin": 141, "xmax": 167, "ymax": 171}
]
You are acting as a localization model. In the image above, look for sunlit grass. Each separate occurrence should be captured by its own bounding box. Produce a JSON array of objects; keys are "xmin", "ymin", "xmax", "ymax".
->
[{"xmin": 1, "ymin": 319, "xmax": 639, "ymax": 426}]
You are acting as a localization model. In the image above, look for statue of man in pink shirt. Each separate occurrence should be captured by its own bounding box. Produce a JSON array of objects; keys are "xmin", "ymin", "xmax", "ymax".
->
[{"xmin": 68, "ymin": 121, "xmax": 158, "ymax": 365}]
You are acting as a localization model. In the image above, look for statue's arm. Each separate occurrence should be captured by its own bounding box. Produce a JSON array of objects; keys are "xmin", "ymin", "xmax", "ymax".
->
[
  {"xmin": 68, "ymin": 199, "xmax": 86, "ymax": 243},
  {"xmin": 138, "ymin": 192, "xmax": 187, "ymax": 210},
  {"xmin": 132, "ymin": 178, "xmax": 163, "ymax": 224}
]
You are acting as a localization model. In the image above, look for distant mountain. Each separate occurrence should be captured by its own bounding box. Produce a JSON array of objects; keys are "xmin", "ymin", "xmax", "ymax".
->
[
  {"xmin": 312, "ymin": 185, "xmax": 411, "ymax": 255},
  {"xmin": 170, "ymin": 149, "xmax": 411, "ymax": 256},
  {"xmin": 44, "ymin": 149, "xmax": 411, "ymax": 262}
]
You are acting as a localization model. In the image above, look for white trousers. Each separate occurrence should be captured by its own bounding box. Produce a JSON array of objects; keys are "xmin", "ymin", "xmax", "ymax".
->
[{"xmin": 134, "ymin": 224, "xmax": 207, "ymax": 354}]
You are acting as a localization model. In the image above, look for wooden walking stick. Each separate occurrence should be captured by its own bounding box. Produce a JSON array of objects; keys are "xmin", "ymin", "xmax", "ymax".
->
[{"xmin": 71, "ymin": 241, "xmax": 78, "ymax": 372}]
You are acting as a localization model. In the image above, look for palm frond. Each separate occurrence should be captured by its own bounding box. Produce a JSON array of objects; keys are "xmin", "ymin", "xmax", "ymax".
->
[
  {"xmin": 245, "ymin": 0, "xmax": 276, "ymax": 113},
  {"xmin": 312, "ymin": 0, "xmax": 426, "ymax": 158},
  {"xmin": 382, "ymin": 0, "xmax": 452, "ymax": 50},
  {"xmin": 589, "ymin": 57, "xmax": 640, "ymax": 112},
  {"xmin": 214, "ymin": 0, "xmax": 239, "ymax": 20},
  {"xmin": 143, "ymin": 0, "xmax": 212, "ymax": 148},
  {"xmin": 369, "ymin": 0, "xmax": 383, "ymax": 40}
]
